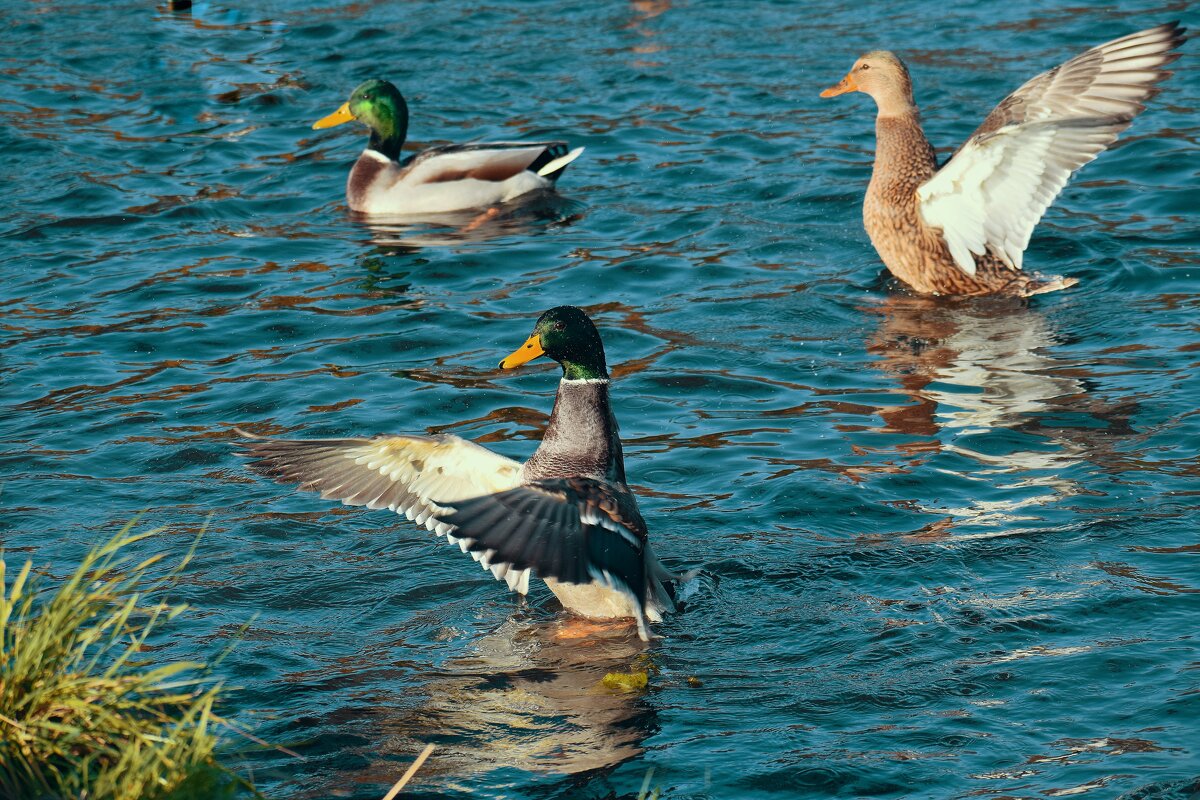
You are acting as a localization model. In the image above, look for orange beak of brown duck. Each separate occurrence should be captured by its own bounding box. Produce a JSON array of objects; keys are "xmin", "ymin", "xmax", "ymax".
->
[{"xmin": 820, "ymin": 73, "xmax": 859, "ymax": 97}]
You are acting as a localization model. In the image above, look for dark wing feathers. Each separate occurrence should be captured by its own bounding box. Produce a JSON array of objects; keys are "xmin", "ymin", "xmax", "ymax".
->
[
  {"xmin": 525, "ymin": 143, "xmax": 572, "ymax": 175},
  {"xmin": 435, "ymin": 477, "xmax": 650, "ymax": 603}
]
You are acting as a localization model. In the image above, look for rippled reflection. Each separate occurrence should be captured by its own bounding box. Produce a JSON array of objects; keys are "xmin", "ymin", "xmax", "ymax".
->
[
  {"xmin": 306, "ymin": 617, "xmax": 655, "ymax": 795},
  {"xmin": 358, "ymin": 192, "xmax": 585, "ymax": 252},
  {"xmin": 866, "ymin": 295, "xmax": 1095, "ymax": 529},
  {"xmin": 868, "ymin": 296, "xmax": 1070, "ymax": 435}
]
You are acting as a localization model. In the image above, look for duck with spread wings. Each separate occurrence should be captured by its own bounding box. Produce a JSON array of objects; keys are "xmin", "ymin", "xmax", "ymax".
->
[
  {"xmin": 237, "ymin": 306, "xmax": 684, "ymax": 641},
  {"xmin": 820, "ymin": 22, "xmax": 1186, "ymax": 296}
]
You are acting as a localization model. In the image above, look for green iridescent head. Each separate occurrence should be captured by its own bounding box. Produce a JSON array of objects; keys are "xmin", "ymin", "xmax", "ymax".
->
[
  {"xmin": 312, "ymin": 78, "xmax": 410, "ymax": 160},
  {"xmin": 499, "ymin": 306, "xmax": 609, "ymax": 381}
]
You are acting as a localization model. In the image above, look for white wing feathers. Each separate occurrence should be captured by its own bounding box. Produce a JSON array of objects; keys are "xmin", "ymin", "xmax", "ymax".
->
[
  {"xmin": 918, "ymin": 22, "xmax": 1185, "ymax": 275},
  {"xmin": 238, "ymin": 432, "xmax": 532, "ymax": 594},
  {"xmin": 919, "ymin": 121, "xmax": 1117, "ymax": 274}
]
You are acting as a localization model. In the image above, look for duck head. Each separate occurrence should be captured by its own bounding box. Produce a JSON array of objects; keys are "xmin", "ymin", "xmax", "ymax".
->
[
  {"xmin": 499, "ymin": 306, "xmax": 609, "ymax": 381},
  {"xmin": 820, "ymin": 51, "xmax": 916, "ymax": 115},
  {"xmin": 313, "ymin": 78, "xmax": 410, "ymax": 160}
]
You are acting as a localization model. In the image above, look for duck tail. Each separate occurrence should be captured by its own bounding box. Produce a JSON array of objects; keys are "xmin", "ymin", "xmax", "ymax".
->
[
  {"xmin": 644, "ymin": 541, "xmax": 700, "ymax": 614},
  {"xmin": 535, "ymin": 145, "xmax": 585, "ymax": 179},
  {"xmin": 1025, "ymin": 275, "xmax": 1080, "ymax": 296}
]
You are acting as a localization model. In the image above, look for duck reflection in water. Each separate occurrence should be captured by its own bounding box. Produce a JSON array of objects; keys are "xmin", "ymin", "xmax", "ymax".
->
[
  {"xmin": 358, "ymin": 191, "xmax": 585, "ymax": 252},
  {"xmin": 865, "ymin": 294, "xmax": 1138, "ymax": 532},
  {"xmin": 327, "ymin": 616, "xmax": 659, "ymax": 791}
]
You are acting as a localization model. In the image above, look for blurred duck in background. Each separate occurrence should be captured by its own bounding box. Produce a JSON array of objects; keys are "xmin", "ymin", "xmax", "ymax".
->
[{"xmin": 312, "ymin": 79, "xmax": 583, "ymax": 215}]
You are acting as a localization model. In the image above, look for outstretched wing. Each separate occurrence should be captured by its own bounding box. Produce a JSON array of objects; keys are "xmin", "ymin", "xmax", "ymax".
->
[
  {"xmin": 236, "ymin": 430, "xmax": 532, "ymax": 593},
  {"xmin": 918, "ymin": 22, "xmax": 1185, "ymax": 275},
  {"xmin": 434, "ymin": 477, "xmax": 651, "ymax": 607},
  {"xmin": 402, "ymin": 141, "xmax": 582, "ymax": 185}
]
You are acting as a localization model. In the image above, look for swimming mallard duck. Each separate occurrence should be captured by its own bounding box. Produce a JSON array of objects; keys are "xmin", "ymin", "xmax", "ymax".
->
[
  {"xmin": 237, "ymin": 306, "xmax": 684, "ymax": 641},
  {"xmin": 311, "ymin": 79, "xmax": 584, "ymax": 215},
  {"xmin": 820, "ymin": 22, "xmax": 1186, "ymax": 297}
]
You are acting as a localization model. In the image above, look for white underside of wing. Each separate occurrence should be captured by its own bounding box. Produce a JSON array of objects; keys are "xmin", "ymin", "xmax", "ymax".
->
[
  {"xmin": 919, "ymin": 124, "xmax": 1054, "ymax": 275},
  {"xmin": 917, "ymin": 22, "xmax": 1182, "ymax": 277},
  {"xmin": 347, "ymin": 435, "xmax": 518, "ymax": 507},
  {"xmin": 536, "ymin": 146, "xmax": 584, "ymax": 176},
  {"xmin": 919, "ymin": 121, "xmax": 1115, "ymax": 276},
  {"xmin": 340, "ymin": 435, "xmax": 532, "ymax": 593}
]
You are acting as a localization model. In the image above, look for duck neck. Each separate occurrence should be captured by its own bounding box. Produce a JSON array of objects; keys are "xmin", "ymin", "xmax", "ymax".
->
[
  {"xmin": 872, "ymin": 107, "xmax": 937, "ymax": 188},
  {"xmin": 366, "ymin": 98, "xmax": 409, "ymax": 161},
  {"xmin": 526, "ymin": 378, "xmax": 627, "ymax": 484},
  {"xmin": 562, "ymin": 358, "xmax": 608, "ymax": 382},
  {"xmin": 369, "ymin": 129, "xmax": 405, "ymax": 162}
]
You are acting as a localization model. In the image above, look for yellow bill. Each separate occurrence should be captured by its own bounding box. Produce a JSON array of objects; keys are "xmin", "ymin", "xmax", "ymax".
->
[
  {"xmin": 312, "ymin": 102, "xmax": 355, "ymax": 130},
  {"xmin": 499, "ymin": 334, "xmax": 545, "ymax": 369}
]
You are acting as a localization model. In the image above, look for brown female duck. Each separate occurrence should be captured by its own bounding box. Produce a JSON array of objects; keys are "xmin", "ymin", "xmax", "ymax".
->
[{"xmin": 821, "ymin": 22, "xmax": 1186, "ymax": 297}]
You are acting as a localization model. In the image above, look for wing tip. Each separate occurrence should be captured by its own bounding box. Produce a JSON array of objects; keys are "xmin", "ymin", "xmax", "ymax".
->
[
  {"xmin": 1160, "ymin": 20, "xmax": 1186, "ymax": 41},
  {"xmin": 232, "ymin": 426, "xmax": 265, "ymax": 442},
  {"xmin": 1025, "ymin": 275, "xmax": 1080, "ymax": 296}
]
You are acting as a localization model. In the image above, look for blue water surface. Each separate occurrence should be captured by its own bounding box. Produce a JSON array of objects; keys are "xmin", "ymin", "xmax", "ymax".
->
[{"xmin": 2, "ymin": 0, "xmax": 1199, "ymax": 798}]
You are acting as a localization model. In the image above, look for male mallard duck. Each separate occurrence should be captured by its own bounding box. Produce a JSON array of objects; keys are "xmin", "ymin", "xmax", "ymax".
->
[
  {"xmin": 237, "ymin": 306, "xmax": 683, "ymax": 641},
  {"xmin": 312, "ymin": 79, "xmax": 584, "ymax": 215},
  {"xmin": 820, "ymin": 22, "xmax": 1186, "ymax": 297}
]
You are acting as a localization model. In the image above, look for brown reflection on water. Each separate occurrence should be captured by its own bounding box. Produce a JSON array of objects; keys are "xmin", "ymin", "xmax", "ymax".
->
[
  {"xmin": 863, "ymin": 294, "xmax": 1146, "ymax": 529},
  {"xmin": 970, "ymin": 732, "xmax": 1186, "ymax": 798},
  {"xmin": 357, "ymin": 191, "xmax": 583, "ymax": 252},
  {"xmin": 982, "ymin": 1, "xmax": 1183, "ymax": 34},
  {"xmin": 17, "ymin": 360, "xmax": 366, "ymax": 414},
  {"xmin": 313, "ymin": 619, "xmax": 657, "ymax": 792},
  {"xmin": 3, "ymin": 255, "xmax": 419, "ymax": 358},
  {"xmin": 1093, "ymin": 561, "xmax": 1200, "ymax": 595},
  {"xmin": 622, "ymin": 0, "xmax": 672, "ymax": 69},
  {"xmin": 432, "ymin": 406, "xmax": 551, "ymax": 445}
]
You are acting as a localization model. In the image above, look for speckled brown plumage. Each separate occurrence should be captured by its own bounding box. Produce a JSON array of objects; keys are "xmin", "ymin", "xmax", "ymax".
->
[
  {"xmin": 862, "ymin": 115, "xmax": 1049, "ymax": 296},
  {"xmin": 823, "ymin": 23, "xmax": 1186, "ymax": 297}
]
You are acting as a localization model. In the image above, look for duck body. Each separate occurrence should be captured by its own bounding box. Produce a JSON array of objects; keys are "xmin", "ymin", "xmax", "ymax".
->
[
  {"xmin": 863, "ymin": 112, "xmax": 1049, "ymax": 295},
  {"xmin": 314, "ymin": 78, "xmax": 583, "ymax": 216},
  {"xmin": 506, "ymin": 375, "xmax": 676, "ymax": 628},
  {"xmin": 823, "ymin": 23, "xmax": 1187, "ymax": 297},
  {"xmin": 345, "ymin": 142, "xmax": 583, "ymax": 215},
  {"xmin": 238, "ymin": 307, "xmax": 681, "ymax": 641}
]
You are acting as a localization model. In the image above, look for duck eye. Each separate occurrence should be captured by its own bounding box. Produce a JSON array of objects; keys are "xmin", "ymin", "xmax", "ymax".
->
[
  {"xmin": 860, "ymin": 64, "xmax": 870, "ymax": 71},
  {"xmin": 553, "ymin": 322, "xmax": 566, "ymax": 332}
]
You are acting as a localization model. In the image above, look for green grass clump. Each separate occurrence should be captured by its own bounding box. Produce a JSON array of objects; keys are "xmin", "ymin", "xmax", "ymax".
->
[{"xmin": 0, "ymin": 522, "xmax": 253, "ymax": 800}]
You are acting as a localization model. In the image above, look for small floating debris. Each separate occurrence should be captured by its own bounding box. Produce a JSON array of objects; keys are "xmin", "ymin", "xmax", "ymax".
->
[
  {"xmin": 381, "ymin": 743, "xmax": 435, "ymax": 800},
  {"xmin": 601, "ymin": 669, "xmax": 650, "ymax": 692}
]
